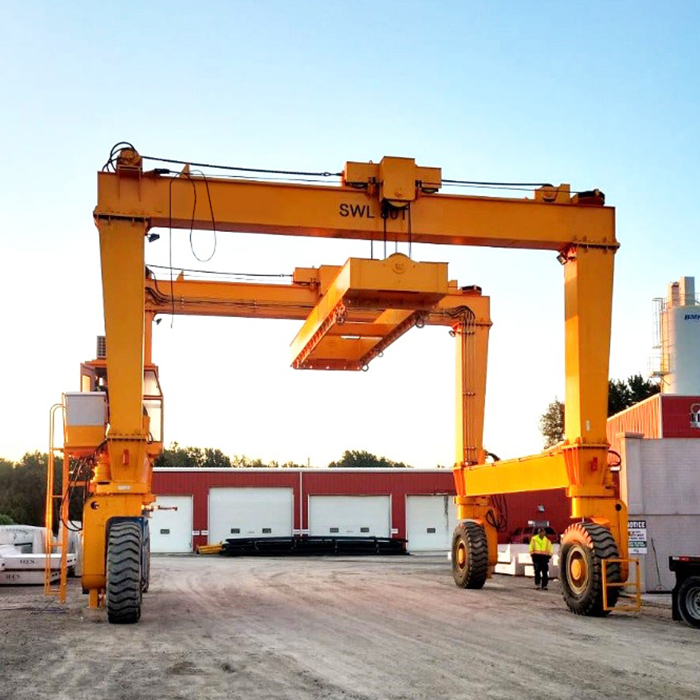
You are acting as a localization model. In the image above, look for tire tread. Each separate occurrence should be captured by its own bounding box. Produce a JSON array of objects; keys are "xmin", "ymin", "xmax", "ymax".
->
[
  {"xmin": 560, "ymin": 522, "xmax": 621, "ymax": 617},
  {"xmin": 452, "ymin": 521, "xmax": 489, "ymax": 590},
  {"xmin": 107, "ymin": 522, "xmax": 142, "ymax": 624}
]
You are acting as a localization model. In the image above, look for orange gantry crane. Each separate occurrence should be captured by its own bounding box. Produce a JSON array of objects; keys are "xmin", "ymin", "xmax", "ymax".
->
[{"xmin": 46, "ymin": 144, "xmax": 630, "ymax": 622}]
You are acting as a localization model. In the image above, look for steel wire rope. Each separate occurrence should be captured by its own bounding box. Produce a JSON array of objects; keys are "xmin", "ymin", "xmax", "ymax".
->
[
  {"xmin": 141, "ymin": 153, "xmax": 342, "ymax": 178},
  {"xmin": 158, "ymin": 171, "xmax": 340, "ymax": 185},
  {"xmin": 146, "ymin": 263, "xmax": 292, "ymax": 279},
  {"xmin": 187, "ymin": 169, "xmax": 218, "ymax": 263},
  {"xmin": 102, "ymin": 141, "xmax": 136, "ymax": 171},
  {"xmin": 57, "ymin": 455, "xmax": 92, "ymax": 533},
  {"xmin": 106, "ymin": 143, "xmax": 599, "ymax": 194},
  {"xmin": 443, "ymin": 178, "xmax": 554, "ymax": 187}
]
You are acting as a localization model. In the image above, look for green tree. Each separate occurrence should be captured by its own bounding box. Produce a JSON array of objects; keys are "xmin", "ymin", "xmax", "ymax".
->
[
  {"xmin": 0, "ymin": 452, "xmax": 87, "ymax": 528},
  {"xmin": 625, "ymin": 373, "xmax": 660, "ymax": 407},
  {"xmin": 608, "ymin": 374, "xmax": 659, "ymax": 415},
  {"xmin": 201, "ymin": 448, "xmax": 229, "ymax": 469},
  {"xmin": 231, "ymin": 454, "xmax": 265, "ymax": 468},
  {"xmin": 539, "ymin": 399, "xmax": 565, "ymax": 448},
  {"xmin": 328, "ymin": 450, "xmax": 412, "ymax": 469},
  {"xmin": 156, "ymin": 442, "xmax": 207, "ymax": 468}
]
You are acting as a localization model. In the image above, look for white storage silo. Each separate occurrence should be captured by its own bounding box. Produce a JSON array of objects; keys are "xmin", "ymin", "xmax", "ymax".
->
[{"xmin": 660, "ymin": 276, "xmax": 700, "ymax": 394}]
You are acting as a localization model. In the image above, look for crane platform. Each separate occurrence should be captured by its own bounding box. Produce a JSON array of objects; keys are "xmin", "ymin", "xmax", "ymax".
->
[{"xmin": 290, "ymin": 254, "xmax": 448, "ymax": 370}]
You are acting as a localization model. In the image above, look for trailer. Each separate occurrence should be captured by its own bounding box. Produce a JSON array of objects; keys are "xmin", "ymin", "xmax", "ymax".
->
[{"xmin": 669, "ymin": 556, "xmax": 700, "ymax": 628}]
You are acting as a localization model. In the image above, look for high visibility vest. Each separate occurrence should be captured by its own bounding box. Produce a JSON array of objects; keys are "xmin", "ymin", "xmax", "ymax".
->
[{"xmin": 529, "ymin": 534, "xmax": 553, "ymax": 556}]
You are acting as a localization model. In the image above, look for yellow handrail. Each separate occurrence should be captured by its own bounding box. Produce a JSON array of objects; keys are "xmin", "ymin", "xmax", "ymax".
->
[
  {"xmin": 603, "ymin": 558, "xmax": 641, "ymax": 613},
  {"xmin": 45, "ymin": 402, "xmax": 69, "ymax": 602}
]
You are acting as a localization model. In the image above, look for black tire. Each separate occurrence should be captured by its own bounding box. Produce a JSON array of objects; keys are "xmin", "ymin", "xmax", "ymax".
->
[
  {"xmin": 106, "ymin": 521, "xmax": 142, "ymax": 624},
  {"xmin": 560, "ymin": 522, "xmax": 620, "ymax": 616},
  {"xmin": 677, "ymin": 575, "xmax": 700, "ymax": 629},
  {"xmin": 451, "ymin": 521, "xmax": 488, "ymax": 589}
]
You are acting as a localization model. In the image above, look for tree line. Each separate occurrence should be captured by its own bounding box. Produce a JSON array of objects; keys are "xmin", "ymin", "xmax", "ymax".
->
[
  {"xmin": 153, "ymin": 444, "xmax": 412, "ymax": 470},
  {"xmin": 0, "ymin": 452, "xmax": 83, "ymax": 528}
]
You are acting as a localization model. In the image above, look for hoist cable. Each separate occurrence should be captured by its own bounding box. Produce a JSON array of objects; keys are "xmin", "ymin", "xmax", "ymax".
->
[
  {"xmin": 147, "ymin": 264, "xmax": 292, "ymax": 279},
  {"xmin": 142, "ymin": 153, "xmax": 342, "ymax": 178}
]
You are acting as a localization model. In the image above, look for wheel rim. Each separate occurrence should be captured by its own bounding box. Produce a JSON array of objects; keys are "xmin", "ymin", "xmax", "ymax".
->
[
  {"xmin": 457, "ymin": 542, "xmax": 466, "ymax": 567},
  {"xmin": 567, "ymin": 543, "xmax": 590, "ymax": 595},
  {"xmin": 687, "ymin": 585, "xmax": 700, "ymax": 619}
]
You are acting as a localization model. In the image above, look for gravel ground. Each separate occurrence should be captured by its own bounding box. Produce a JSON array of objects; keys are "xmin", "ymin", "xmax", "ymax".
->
[{"xmin": 1, "ymin": 555, "xmax": 698, "ymax": 700}]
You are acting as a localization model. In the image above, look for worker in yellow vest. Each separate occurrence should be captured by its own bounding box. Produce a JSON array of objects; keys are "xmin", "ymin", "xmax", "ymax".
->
[{"xmin": 529, "ymin": 527, "xmax": 554, "ymax": 590}]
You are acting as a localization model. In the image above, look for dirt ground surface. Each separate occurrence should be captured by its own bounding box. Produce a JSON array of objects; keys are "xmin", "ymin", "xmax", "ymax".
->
[{"xmin": 1, "ymin": 555, "xmax": 698, "ymax": 700}]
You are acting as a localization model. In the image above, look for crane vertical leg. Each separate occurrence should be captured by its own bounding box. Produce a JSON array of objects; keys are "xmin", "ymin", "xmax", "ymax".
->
[
  {"xmin": 559, "ymin": 244, "xmax": 628, "ymax": 615},
  {"xmin": 451, "ymin": 311, "xmax": 497, "ymax": 587},
  {"xmin": 82, "ymin": 218, "xmax": 151, "ymax": 623}
]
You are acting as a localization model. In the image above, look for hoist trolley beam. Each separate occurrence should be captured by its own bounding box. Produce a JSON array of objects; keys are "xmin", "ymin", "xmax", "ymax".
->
[{"xmin": 144, "ymin": 269, "xmax": 491, "ymax": 325}]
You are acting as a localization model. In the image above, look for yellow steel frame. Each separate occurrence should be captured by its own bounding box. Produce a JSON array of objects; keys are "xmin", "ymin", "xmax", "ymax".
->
[
  {"xmin": 70, "ymin": 147, "xmax": 625, "ymax": 606},
  {"xmin": 602, "ymin": 558, "xmax": 641, "ymax": 612},
  {"xmin": 290, "ymin": 255, "xmax": 449, "ymax": 370},
  {"xmin": 44, "ymin": 403, "xmax": 69, "ymax": 601}
]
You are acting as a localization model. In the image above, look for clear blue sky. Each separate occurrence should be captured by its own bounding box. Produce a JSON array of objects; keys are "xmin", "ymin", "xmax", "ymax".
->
[{"xmin": 1, "ymin": 1, "xmax": 698, "ymax": 466}]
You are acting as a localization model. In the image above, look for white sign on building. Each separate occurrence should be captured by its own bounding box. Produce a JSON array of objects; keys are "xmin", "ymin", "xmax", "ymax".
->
[{"xmin": 628, "ymin": 519, "xmax": 648, "ymax": 555}]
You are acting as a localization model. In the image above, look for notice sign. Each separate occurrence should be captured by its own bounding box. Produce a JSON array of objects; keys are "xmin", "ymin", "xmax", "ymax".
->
[{"xmin": 628, "ymin": 520, "xmax": 648, "ymax": 555}]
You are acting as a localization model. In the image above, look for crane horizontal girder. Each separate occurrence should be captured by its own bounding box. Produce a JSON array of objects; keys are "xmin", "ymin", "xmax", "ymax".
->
[{"xmin": 96, "ymin": 156, "xmax": 616, "ymax": 252}]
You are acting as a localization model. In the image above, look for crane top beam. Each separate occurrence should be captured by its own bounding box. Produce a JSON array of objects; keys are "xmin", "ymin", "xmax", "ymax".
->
[{"xmin": 95, "ymin": 148, "xmax": 617, "ymax": 252}]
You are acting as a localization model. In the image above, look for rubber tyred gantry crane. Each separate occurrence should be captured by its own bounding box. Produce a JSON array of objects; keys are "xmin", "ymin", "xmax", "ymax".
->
[{"xmin": 46, "ymin": 144, "xmax": 631, "ymax": 622}]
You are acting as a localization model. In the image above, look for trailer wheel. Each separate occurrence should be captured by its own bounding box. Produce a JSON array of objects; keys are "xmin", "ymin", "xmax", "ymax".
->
[
  {"xmin": 560, "ymin": 522, "xmax": 620, "ymax": 616},
  {"xmin": 452, "ymin": 521, "xmax": 488, "ymax": 589},
  {"xmin": 107, "ymin": 521, "xmax": 142, "ymax": 624},
  {"xmin": 678, "ymin": 575, "xmax": 700, "ymax": 628}
]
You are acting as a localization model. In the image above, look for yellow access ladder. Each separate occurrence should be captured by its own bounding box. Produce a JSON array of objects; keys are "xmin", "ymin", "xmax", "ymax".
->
[{"xmin": 44, "ymin": 402, "xmax": 69, "ymax": 602}]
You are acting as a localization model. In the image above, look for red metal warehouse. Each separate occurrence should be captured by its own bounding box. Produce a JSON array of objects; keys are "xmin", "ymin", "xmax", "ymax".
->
[{"xmin": 151, "ymin": 468, "xmax": 569, "ymax": 553}]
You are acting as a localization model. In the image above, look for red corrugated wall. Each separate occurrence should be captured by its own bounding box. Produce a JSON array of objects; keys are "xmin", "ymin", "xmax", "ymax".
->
[
  {"xmin": 152, "ymin": 469, "xmax": 571, "ymax": 547},
  {"xmin": 660, "ymin": 395, "xmax": 700, "ymax": 437},
  {"xmin": 605, "ymin": 394, "xmax": 700, "ymax": 453},
  {"xmin": 606, "ymin": 394, "xmax": 662, "ymax": 454}
]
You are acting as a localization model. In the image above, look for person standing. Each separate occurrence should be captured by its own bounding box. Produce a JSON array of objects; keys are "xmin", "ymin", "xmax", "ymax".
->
[{"xmin": 529, "ymin": 527, "xmax": 554, "ymax": 590}]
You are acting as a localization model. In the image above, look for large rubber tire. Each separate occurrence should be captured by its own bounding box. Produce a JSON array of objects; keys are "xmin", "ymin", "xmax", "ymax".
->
[
  {"xmin": 451, "ymin": 521, "xmax": 488, "ymax": 589},
  {"xmin": 560, "ymin": 522, "xmax": 620, "ymax": 616},
  {"xmin": 677, "ymin": 575, "xmax": 700, "ymax": 629},
  {"xmin": 106, "ymin": 521, "xmax": 142, "ymax": 624}
]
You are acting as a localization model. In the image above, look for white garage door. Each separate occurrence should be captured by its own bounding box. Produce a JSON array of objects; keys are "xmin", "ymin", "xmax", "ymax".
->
[
  {"xmin": 150, "ymin": 495, "xmax": 193, "ymax": 553},
  {"xmin": 209, "ymin": 488, "xmax": 294, "ymax": 544},
  {"xmin": 309, "ymin": 496, "xmax": 391, "ymax": 537},
  {"xmin": 406, "ymin": 495, "xmax": 456, "ymax": 552}
]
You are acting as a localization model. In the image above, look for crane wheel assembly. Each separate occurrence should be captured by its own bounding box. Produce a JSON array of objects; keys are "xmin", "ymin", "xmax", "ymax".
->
[
  {"xmin": 451, "ymin": 521, "xmax": 488, "ymax": 589},
  {"xmin": 559, "ymin": 522, "xmax": 621, "ymax": 616},
  {"xmin": 106, "ymin": 521, "xmax": 144, "ymax": 624}
]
